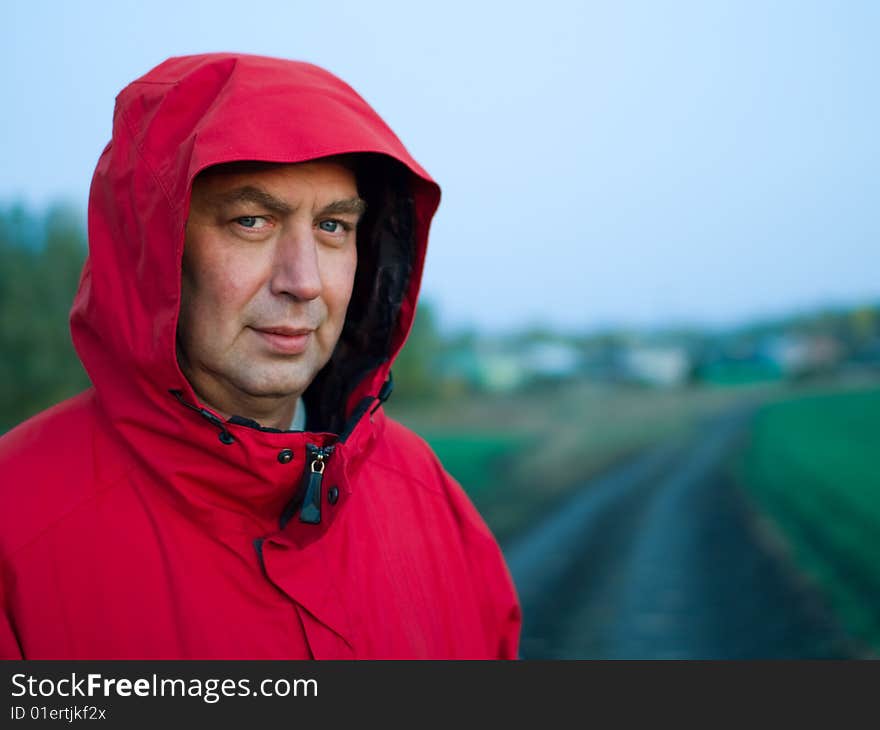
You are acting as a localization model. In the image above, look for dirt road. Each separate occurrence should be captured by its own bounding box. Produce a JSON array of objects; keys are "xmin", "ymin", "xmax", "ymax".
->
[{"xmin": 503, "ymin": 406, "xmax": 861, "ymax": 658}]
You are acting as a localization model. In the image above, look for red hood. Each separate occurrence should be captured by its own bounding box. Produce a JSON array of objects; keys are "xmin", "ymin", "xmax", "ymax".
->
[
  {"xmin": 72, "ymin": 53, "xmax": 439, "ymax": 430},
  {"xmin": 69, "ymin": 53, "xmax": 441, "ymax": 527}
]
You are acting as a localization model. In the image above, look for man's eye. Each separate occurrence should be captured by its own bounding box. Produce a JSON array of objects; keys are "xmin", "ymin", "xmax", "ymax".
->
[
  {"xmin": 235, "ymin": 216, "xmax": 269, "ymax": 230},
  {"xmin": 318, "ymin": 220, "xmax": 349, "ymax": 234}
]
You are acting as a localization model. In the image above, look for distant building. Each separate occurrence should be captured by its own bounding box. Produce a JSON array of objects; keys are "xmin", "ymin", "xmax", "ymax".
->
[
  {"xmin": 521, "ymin": 342, "xmax": 581, "ymax": 380},
  {"xmin": 618, "ymin": 344, "xmax": 691, "ymax": 387},
  {"xmin": 761, "ymin": 333, "xmax": 842, "ymax": 377},
  {"xmin": 437, "ymin": 345, "xmax": 527, "ymax": 393},
  {"xmin": 437, "ymin": 339, "xmax": 581, "ymax": 392}
]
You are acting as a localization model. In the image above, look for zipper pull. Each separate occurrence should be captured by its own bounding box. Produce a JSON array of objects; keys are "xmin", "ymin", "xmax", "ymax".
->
[{"xmin": 299, "ymin": 446, "xmax": 329, "ymax": 524}]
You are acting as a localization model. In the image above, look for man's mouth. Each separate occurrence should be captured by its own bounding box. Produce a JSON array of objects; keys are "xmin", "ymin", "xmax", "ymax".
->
[
  {"xmin": 251, "ymin": 325, "xmax": 315, "ymax": 354},
  {"xmin": 257, "ymin": 326, "xmax": 314, "ymax": 337}
]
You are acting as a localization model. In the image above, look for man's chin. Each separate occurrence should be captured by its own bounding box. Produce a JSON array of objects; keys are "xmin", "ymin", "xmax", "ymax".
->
[
  {"xmin": 233, "ymin": 371, "xmax": 315, "ymax": 402},
  {"xmin": 237, "ymin": 384, "xmax": 309, "ymax": 402}
]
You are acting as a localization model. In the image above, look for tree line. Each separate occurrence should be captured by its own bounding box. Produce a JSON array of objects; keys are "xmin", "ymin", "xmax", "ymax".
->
[{"xmin": 0, "ymin": 204, "xmax": 90, "ymax": 432}]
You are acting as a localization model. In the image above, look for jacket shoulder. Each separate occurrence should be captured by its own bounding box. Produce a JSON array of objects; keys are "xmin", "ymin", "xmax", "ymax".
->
[
  {"xmin": 367, "ymin": 413, "xmax": 522, "ymax": 658},
  {"xmin": 0, "ymin": 390, "xmax": 109, "ymax": 556},
  {"xmin": 368, "ymin": 414, "xmax": 498, "ymax": 544}
]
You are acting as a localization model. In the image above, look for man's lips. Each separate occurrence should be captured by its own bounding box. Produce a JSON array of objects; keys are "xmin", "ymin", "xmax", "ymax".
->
[
  {"xmin": 256, "ymin": 326, "xmax": 314, "ymax": 336},
  {"xmin": 251, "ymin": 326, "xmax": 315, "ymax": 354}
]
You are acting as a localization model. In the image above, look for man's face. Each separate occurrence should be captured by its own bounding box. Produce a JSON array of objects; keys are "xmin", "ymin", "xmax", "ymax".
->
[{"xmin": 178, "ymin": 160, "xmax": 363, "ymax": 421}]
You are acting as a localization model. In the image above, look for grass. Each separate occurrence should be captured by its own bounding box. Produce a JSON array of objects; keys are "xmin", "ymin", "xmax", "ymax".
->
[
  {"xmin": 734, "ymin": 384, "xmax": 880, "ymax": 651},
  {"xmin": 415, "ymin": 431, "xmax": 525, "ymax": 501}
]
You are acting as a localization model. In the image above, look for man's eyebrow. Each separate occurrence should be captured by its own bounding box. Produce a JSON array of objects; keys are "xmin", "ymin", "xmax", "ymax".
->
[
  {"xmin": 318, "ymin": 197, "xmax": 367, "ymax": 218},
  {"xmin": 210, "ymin": 186, "xmax": 294, "ymax": 214},
  {"xmin": 206, "ymin": 188, "xmax": 366, "ymax": 218}
]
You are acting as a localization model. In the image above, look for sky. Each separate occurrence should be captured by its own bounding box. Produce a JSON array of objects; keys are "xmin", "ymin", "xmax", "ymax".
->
[{"xmin": 2, "ymin": 0, "xmax": 878, "ymax": 334}]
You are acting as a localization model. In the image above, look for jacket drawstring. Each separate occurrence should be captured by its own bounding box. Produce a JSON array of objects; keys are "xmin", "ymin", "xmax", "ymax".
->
[
  {"xmin": 169, "ymin": 390, "xmax": 235, "ymax": 445},
  {"xmin": 337, "ymin": 372, "xmax": 393, "ymax": 443},
  {"xmin": 369, "ymin": 371, "xmax": 394, "ymax": 416}
]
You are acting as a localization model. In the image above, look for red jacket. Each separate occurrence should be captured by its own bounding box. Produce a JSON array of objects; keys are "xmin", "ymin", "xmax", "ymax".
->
[{"xmin": 0, "ymin": 53, "xmax": 521, "ymax": 659}]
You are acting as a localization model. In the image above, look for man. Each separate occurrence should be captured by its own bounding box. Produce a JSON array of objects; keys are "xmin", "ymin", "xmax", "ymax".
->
[{"xmin": 0, "ymin": 53, "xmax": 521, "ymax": 659}]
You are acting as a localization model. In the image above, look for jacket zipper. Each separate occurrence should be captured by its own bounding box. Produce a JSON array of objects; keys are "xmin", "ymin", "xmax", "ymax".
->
[{"xmin": 298, "ymin": 444, "xmax": 334, "ymax": 525}]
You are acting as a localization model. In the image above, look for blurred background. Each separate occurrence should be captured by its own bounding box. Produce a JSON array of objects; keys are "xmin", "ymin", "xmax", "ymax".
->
[{"xmin": 2, "ymin": 0, "xmax": 878, "ymax": 658}]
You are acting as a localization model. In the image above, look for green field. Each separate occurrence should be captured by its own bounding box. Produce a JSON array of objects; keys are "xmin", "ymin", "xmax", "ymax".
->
[
  {"xmin": 735, "ymin": 385, "xmax": 880, "ymax": 650},
  {"xmin": 416, "ymin": 431, "xmax": 525, "ymax": 501}
]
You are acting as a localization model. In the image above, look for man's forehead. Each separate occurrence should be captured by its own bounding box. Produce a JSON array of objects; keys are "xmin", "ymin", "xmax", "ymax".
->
[{"xmin": 191, "ymin": 157, "xmax": 364, "ymax": 211}]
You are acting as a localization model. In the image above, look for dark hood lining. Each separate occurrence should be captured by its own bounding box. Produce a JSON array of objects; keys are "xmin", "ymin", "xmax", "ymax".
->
[{"xmin": 303, "ymin": 154, "xmax": 415, "ymax": 434}]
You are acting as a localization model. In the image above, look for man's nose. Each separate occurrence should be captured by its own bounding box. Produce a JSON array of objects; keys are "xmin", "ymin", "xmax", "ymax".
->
[{"xmin": 270, "ymin": 226, "xmax": 322, "ymax": 301}]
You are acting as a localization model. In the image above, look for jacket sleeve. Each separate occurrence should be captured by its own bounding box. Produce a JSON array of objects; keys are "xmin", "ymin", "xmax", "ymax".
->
[
  {"xmin": 390, "ymin": 417, "xmax": 523, "ymax": 659},
  {"xmin": 438, "ymin": 466, "xmax": 522, "ymax": 659},
  {"xmin": 473, "ymin": 533, "xmax": 522, "ymax": 659}
]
